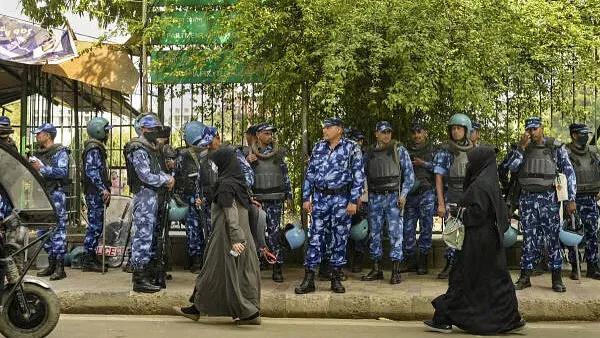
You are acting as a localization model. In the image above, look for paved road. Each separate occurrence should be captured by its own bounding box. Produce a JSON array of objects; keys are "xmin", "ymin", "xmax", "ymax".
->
[{"xmin": 45, "ymin": 315, "xmax": 600, "ymax": 338}]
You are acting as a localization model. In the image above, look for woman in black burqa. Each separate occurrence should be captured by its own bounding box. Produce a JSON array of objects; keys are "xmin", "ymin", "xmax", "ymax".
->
[
  {"xmin": 425, "ymin": 145, "xmax": 525, "ymax": 335},
  {"xmin": 173, "ymin": 145, "xmax": 261, "ymax": 325}
]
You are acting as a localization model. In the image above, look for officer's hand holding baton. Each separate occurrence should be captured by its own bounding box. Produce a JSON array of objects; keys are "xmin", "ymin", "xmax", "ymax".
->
[
  {"xmin": 397, "ymin": 196, "xmax": 407, "ymax": 209},
  {"xmin": 566, "ymin": 201, "xmax": 577, "ymax": 215},
  {"xmin": 166, "ymin": 176, "xmax": 175, "ymax": 191},
  {"xmin": 303, "ymin": 201, "xmax": 312, "ymax": 214},
  {"xmin": 102, "ymin": 189, "xmax": 111, "ymax": 206},
  {"xmin": 346, "ymin": 202, "xmax": 357, "ymax": 216}
]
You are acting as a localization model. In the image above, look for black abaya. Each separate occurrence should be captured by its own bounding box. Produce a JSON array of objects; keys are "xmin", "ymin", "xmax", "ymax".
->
[{"xmin": 431, "ymin": 146, "xmax": 522, "ymax": 335}]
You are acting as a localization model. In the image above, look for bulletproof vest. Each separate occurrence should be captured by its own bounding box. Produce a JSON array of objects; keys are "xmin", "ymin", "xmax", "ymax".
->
[
  {"xmin": 367, "ymin": 141, "xmax": 402, "ymax": 192},
  {"xmin": 82, "ymin": 139, "xmax": 110, "ymax": 194},
  {"xmin": 0, "ymin": 137, "xmax": 18, "ymax": 153},
  {"xmin": 518, "ymin": 138, "xmax": 559, "ymax": 192},
  {"xmin": 567, "ymin": 144, "xmax": 600, "ymax": 195},
  {"xmin": 407, "ymin": 142, "xmax": 434, "ymax": 192},
  {"xmin": 124, "ymin": 137, "xmax": 162, "ymax": 194},
  {"xmin": 33, "ymin": 143, "xmax": 71, "ymax": 193},
  {"xmin": 253, "ymin": 149, "xmax": 285, "ymax": 200},
  {"xmin": 442, "ymin": 140, "xmax": 472, "ymax": 201},
  {"xmin": 177, "ymin": 147, "xmax": 218, "ymax": 198}
]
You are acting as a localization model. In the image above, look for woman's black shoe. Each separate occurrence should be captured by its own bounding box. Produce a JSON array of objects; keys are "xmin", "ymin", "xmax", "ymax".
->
[
  {"xmin": 423, "ymin": 319, "xmax": 452, "ymax": 333},
  {"xmin": 501, "ymin": 320, "xmax": 526, "ymax": 334},
  {"xmin": 172, "ymin": 305, "xmax": 200, "ymax": 321}
]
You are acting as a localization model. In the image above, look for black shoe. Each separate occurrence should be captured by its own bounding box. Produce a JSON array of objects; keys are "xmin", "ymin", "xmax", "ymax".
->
[
  {"xmin": 37, "ymin": 257, "xmax": 56, "ymax": 277},
  {"xmin": 361, "ymin": 261, "xmax": 384, "ymax": 281},
  {"xmin": 339, "ymin": 269, "xmax": 347, "ymax": 281},
  {"xmin": 318, "ymin": 262, "xmax": 331, "ymax": 281},
  {"xmin": 132, "ymin": 267, "xmax": 161, "ymax": 293},
  {"xmin": 390, "ymin": 261, "xmax": 402, "ymax": 285},
  {"xmin": 330, "ymin": 267, "xmax": 346, "ymax": 293},
  {"xmin": 82, "ymin": 252, "xmax": 104, "ymax": 272},
  {"xmin": 501, "ymin": 320, "xmax": 527, "ymax": 334},
  {"xmin": 514, "ymin": 270, "xmax": 532, "ymax": 290},
  {"xmin": 551, "ymin": 270, "xmax": 566, "ymax": 293},
  {"xmin": 437, "ymin": 259, "xmax": 453, "ymax": 279},
  {"xmin": 586, "ymin": 263, "xmax": 600, "ymax": 280},
  {"xmin": 49, "ymin": 260, "xmax": 66, "ymax": 281},
  {"xmin": 123, "ymin": 260, "xmax": 133, "ymax": 273},
  {"xmin": 295, "ymin": 269, "xmax": 316, "ymax": 294},
  {"xmin": 417, "ymin": 253, "xmax": 428, "ymax": 275},
  {"xmin": 570, "ymin": 263, "xmax": 579, "ymax": 280},
  {"xmin": 532, "ymin": 260, "xmax": 546, "ymax": 276},
  {"xmin": 190, "ymin": 255, "xmax": 203, "ymax": 274},
  {"xmin": 172, "ymin": 305, "xmax": 200, "ymax": 321},
  {"xmin": 237, "ymin": 312, "xmax": 261, "ymax": 325},
  {"xmin": 272, "ymin": 263, "xmax": 284, "ymax": 283},
  {"xmin": 423, "ymin": 319, "xmax": 452, "ymax": 333},
  {"xmin": 400, "ymin": 254, "xmax": 417, "ymax": 273},
  {"xmin": 351, "ymin": 252, "xmax": 364, "ymax": 273}
]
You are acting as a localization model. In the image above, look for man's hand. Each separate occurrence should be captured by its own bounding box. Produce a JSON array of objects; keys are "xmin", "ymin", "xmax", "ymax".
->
[
  {"xmin": 195, "ymin": 198, "xmax": 204, "ymax": 207},
  {"xmin": 519, "ymin": 132, "xmax": 531, "ymax": 151},
  {"xmin": 232, "ymin": 242, "xmax": 246, "ymax": 255},
  {"xmin": 566, "ymin": 201, "xmax": 577, "ymax": 215},
  {"xmin": 246, "ymin": 153, "xmax": 257, "ymax": 163},
  {"xmin": 102, "ymin": 190, "xmax": 111, "ymax": 205},
  {"xmin": 31, "ymin": 159, "xmax": 42, "ymax": 172},
  {"xmin": 412, "ymin": 157, "xmax": 425, "ymax": 167},
  {"xmin": 166, "ymin": 159, "xmax": 176, "ymax": 170},
  {"xmin": 397, "ymin": 196, "xmax": 407, "ymax": 209},
  {"xmin": 166, "ymin": 176, "xmax": 175, "ymax": 191},
  {"xmin": 303, "ymin": 201, "xmax": 312, "ymax": 214},
  {"xmin": 346, "ymin": 202, "xmax": 358, "ymax": 216},
  {"xmin": 437, "ymin": 203, "xmax": 446, "ymax": 218}
]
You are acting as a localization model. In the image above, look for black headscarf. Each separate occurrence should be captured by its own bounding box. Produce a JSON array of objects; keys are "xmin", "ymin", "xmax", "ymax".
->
[
  {"xmin": 209, "ymin": 145, "xmax": 250, "ymax": 209},
  {"xmin": 462, "ymin": 145, "xmax": 508, "ymax": 247}
]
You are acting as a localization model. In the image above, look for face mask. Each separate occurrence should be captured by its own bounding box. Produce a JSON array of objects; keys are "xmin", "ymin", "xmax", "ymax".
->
[
  {"xmin": 576, "ymin": 134, "xmax": 589, "ymax": 146},
  {"xmin": 144, "ymin": 130, "xmax": 161, "ymax": 144}
]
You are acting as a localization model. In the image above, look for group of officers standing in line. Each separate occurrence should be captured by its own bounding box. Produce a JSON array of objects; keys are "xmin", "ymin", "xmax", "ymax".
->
[{"xmin": 1, "ymin": 110, "xmax": 598, "ymax": 296}]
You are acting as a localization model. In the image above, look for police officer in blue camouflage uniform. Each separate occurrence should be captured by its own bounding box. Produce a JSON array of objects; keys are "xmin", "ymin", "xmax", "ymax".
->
[
  {"xmin": 566, "ymin": 123, "xmax": 600, "ymax": 280},
  {"xmin": 125, "ymin": 115, "xmax": 175, "ymax": 293},
  {"xmin": 347, "ymin": 128, "xmax": 369, "ymax": 273},
  {"xmin": 470, "ymin": 121, "xmax": 481, "ymax": 147},
  {"xmin": 81, "ymin": 117, "xmax": 112, "ymax": 272},
  {"xmin": 509, "ymin": 117, "xmax": 577, "ymax": 292},
  {"xmin": 31, "ymin": 123, "xmax": 70, "ymax": 281},
  {"xmin": 361, "ymin": 121, "xmax": 414, "ymax": 285},
  {"xmin": 250, "ymin": 123, "xmax": 292, "ymax": 282},
  {"xmin": 433, "ymin": 114, "xmax": 474, "ymax": 279},
  {"xmin": 402, "ymin": 120, "xmax": 437, "ymax": 275},
  {"xmin": 175, "ymin": 121, "xmax": 217, "ymax": 274},
  {"xmin": 295, "ymin": 117, "xmax": 365, "ymax": 294}
]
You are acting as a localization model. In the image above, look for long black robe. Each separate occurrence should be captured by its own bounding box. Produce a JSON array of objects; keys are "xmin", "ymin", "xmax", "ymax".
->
[
  {"xmin": 192, "ymin": 146, "xmax": 260, "ymax": 319},
  {"xmin": 432, "ymin": 146, "xmax": 522, "ymax": 335}
]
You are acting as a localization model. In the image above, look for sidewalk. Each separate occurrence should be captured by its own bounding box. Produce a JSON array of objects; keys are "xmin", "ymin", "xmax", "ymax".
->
[{"xmin": 39, "ymin": 267, "xmax": 600, "ymax": 321}]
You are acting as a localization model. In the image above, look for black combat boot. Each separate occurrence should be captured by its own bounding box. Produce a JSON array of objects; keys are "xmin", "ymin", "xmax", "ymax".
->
[
  {"xmin": 190, "ymin": 255, "xmax": 203, "ymax": 274},
  {"xmin": 586, "ymin": 263, "xmax": 600, "ymax": 280},
  {"xmin": 82, "ymin": 252, "xmax": 103, "ymax": 272},
  {"xmin": 318, "ymin": 261, "xmax": 331, "ymax": 281},
  {"xmin": 50, "ymin": 259, "xmax": 67, "ymax": 281},
  {"xmin": 272, "ymin": 263, "xmax": 284, "ymax": 283},
  {"xmin": 569, "ymin": 262, "xmax": 579, "ymax": 280},
  {"xmin": 400, "ymin": 254, "xmax": 417, "ymax": 273},
  {"xmin": 351, "ymin": 251, "xmax": 364, "ymax": 273},
  {"xmin": 437, "ymin": 258, "xmax": 453, "ymax": 279},
  {"xmin": 514, "ymin": 269, "xmax": 532, "ymax": 290},
  {"xmin": 295, "ymin": 269, "xmax": 316, "ymax": 294},
  {"xmin": 132, "ymin": 267, "xmax": 161, "ymax": 293},
  {"xmin": 417, "ymin": 253, "xmax": 428, "ymax": 275},
  {"xmin": 37, "ymin": 257, "xmax": 56, "ymax": 277},
  {"xmin": 330, "ymin": 267, "xmax": 346, "ymax": 293},
  {"xmin": 551, "ymin": 270, "xmax": 566, "ymax": 293},
  {"xmin": 361, "ymin": 260, "xmax": 384, "ymax": 281},
  {"xmin": 390, "ymin": 261, "xmax": 402, "ymax": 285}
]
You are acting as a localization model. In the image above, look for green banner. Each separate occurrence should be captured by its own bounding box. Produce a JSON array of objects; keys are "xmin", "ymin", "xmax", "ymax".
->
[
  {"xmin": 155, "ymin": 0, "xmax": 237, "ymax": 5},
  {"xmin": 159, "ymin": 11, "xmax": 231, "ymax": 45},
  {"xmin": 151, "ymin": 50, "xmax": 259, "ymax": 84}
]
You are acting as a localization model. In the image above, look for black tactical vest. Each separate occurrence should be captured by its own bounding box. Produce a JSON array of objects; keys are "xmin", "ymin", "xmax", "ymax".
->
[
  {"xmin": 253, "ymin": 149, "xmax": 285, "ymax": 200},
  {"xmin": 82, "ymin": 139, "xmax": 110, "ymax": 194},
  {"xmin": 407, "ymin": 142, "xmax": 435, "ymax": 193},
  {"xmin": 518, "ymin": 138, "xmax": 559, "ymax": 193},
  {"xmin": 567, "ymin": 144, "xmax": 600, "ymax": 195},
  {"xmin": 442, "ymin": 140, "xmax": 472, "ymax": 202},
  {"xmin": 367, "ymin": 141, "xmax": 402, "ymax": 193},
  {"xmin": 33, "ymin": 143, "xmax": 71, "ymax": 193},
  {"xmin": 176, "ymin": 147, "xmax": 218, "ymax": 198},
  {"xmin": 124, "ymin": 138, "xmax": 162, "ymax": 194}
]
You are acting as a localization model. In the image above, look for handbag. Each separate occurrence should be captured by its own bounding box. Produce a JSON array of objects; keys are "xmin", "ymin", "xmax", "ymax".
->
[{"xmin": 442, "ymin": 207, "xmax": 465, "ymax": 250}]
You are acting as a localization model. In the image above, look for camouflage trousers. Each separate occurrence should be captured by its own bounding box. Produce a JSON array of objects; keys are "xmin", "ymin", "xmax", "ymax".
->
[
  {"xmin": 368, "ymin": 192, "xmax": 404, "ymax": 262},
  {"xmin": 519, "ymin": 191, "xmax": 562, "ymax": 271},
  {"xmin": 568, "ymin": 195, "xmax": 599, "ymax": 265},
  {"xmin": 304, "ymin": 192, "xmax": 351, "ymax": 270},
  {"xmin": 184, "ymin": 195, "xmax": 211, "ymax": 257},
  {"xmin": 38, "ymin": 189, "xmax": 67, "ymax": 260},
  {"xmin": 263, "ymin": 200, "xmax": 284, "ymax": 264},
  {"xmin": 84, "ymin": 193, "xmax": 105, "ymax": 254},
  {"xmin": 404, "ymin": 189, "xmax": 436, "ymax": 256},
  {"xmin": 130, "ymin": 187, "xmax": 159, "ymax": 269}
]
